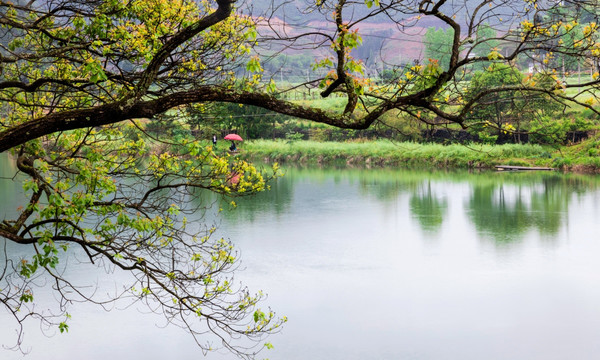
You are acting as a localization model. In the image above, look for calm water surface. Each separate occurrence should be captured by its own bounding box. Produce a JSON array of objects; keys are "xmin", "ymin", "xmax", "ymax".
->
[{"xmin": 2, "ymin": 154, "xmax": 600, "ymax": 360}]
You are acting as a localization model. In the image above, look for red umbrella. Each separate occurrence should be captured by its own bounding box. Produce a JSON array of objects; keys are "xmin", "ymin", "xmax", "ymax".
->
[{"xmin": 224, "ymin": 134, "xmax": 243, "ymax": 141}]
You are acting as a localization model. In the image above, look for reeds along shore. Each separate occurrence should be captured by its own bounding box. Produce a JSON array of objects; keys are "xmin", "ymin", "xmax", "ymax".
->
[{"xmin": 242, "ymin": 140, "xmax": 552, "ymax": 169}]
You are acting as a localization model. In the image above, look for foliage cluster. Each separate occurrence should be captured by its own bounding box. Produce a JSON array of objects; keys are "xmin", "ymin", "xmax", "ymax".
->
[{"xmin": 0, "ymin": 121, "xmax": 285, "ymax": 356}]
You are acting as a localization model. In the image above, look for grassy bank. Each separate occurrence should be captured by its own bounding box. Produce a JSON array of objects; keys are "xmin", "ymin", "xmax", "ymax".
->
[{"xmin": 243, "ymin": 139, "xmax": 556, "ymax": 169}]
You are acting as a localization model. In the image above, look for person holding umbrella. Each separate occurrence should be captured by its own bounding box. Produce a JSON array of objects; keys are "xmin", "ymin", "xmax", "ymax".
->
[{"xmin": 224, "ymin": 133, "xmax": 243, "ymax": 152}]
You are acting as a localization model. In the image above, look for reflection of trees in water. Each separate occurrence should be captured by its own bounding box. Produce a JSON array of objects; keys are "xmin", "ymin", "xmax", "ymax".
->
[
  {"xmin": 216, "ymin": 170, "xmax": 295, "ymax": 223},
  {"xmin": 0, "ymin": 154, "xmax": 22, "ymax": 219},
  {"xmin": 468, "ymin": 185, "xmax": 535, "ymax": 244},
  {"xmin": 358, "ymin": 176, "xmax": 413, "ymax": 202},
  {"xmin": 206, "ymin": 164, "xmax": 600, "ymax": 243},
  {"xmin": 0, "ymin": 154, "xmax": 14, "ymax": 172},
  {"xmin": 356, "ymin": 168, "xmax": 426, "ymax": 202},
  {"xmin": 409, "ymin": 180, "xmax": 448, "ymax": 233},
  {"xmin": 467, "ymin": 175, "xmax": 579, "ymax": 244}
]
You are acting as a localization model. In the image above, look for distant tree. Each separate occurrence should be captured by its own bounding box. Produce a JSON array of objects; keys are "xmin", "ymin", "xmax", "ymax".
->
[
  {"xmin": 527, "ymin": 72, "xmax": 565, "ymax": 117},
  {"xmin": 423, "ymin": 27, "xmax": 454, "ymax": 69},
  {"xmin": 465, "ymin": 64, "xmax": 563, "ymax": 141},
  {"xmin": 379, "ymin": 68, "xmax": 403, "ymax": 83},
  {"xmin": 465, "ymin": 63, "xmax": 525, "ymax": 132},
  {"xmin": 470, "ymin": 23, "xmax": 500, "ymax": 72}
]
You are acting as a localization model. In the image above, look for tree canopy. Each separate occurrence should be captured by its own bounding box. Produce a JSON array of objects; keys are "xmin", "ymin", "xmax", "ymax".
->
[
  {"xmin": 424, "ymin": 27, "xmax": 454, "ymax": 69},
  {"xmin": 1, "ymin": 0, "xmax": 600, "ymax": 358}
]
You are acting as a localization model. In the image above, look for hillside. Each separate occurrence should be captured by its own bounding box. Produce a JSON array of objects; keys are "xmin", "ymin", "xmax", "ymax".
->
[{"xmin": 252, "ymin": 0, "xmax": 519, "ymax": 70}]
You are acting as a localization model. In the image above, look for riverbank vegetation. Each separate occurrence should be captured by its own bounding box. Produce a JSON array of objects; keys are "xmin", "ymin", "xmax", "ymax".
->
[
  {"xmin": 242, "ymin": 139, "xmax": 549, "ymax": 168},
  {"xmin": 239, "ymin": 137, "xmax": 600, "ymax": 173}
]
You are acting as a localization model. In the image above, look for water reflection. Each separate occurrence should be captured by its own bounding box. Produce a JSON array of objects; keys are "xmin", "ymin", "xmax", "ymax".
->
[
  {"xmin": 4, "ymin": 155, "xmax": 600, "ymax": 360},
  {"xmin": 6, "ymin": 155, "xmax": 597, "ymax": 245},
  {"xmin": 465, "ymin": 173, "xmax": 594, "ymax": 244},
  {"xmin": 0, "ymin": 154, "xmax": 21, "ymax": 220},
  {"xmin": 409, "ymin": 180, "xmax": 448, "ymax": 233},
  {"xmin": 212, "ymin": 165, "xmax": 600, "ymax": 360},
  {"xmin": 219, "ymin": 165, "xmax": 600, "ymax": 247}
]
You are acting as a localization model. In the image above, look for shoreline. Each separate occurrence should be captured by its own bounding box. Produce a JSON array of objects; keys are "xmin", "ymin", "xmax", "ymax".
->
[{"xmin": 242, "ymin": 139, "xmax": 600, "ymax": 174}]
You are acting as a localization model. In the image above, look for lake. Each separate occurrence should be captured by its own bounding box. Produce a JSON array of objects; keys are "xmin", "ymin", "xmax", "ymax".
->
[{"xmin": 2, "ymin": 155, "xmax": 600, "ymax": 360}]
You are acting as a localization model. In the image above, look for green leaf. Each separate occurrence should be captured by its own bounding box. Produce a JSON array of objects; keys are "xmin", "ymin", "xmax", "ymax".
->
[
  {"xmin": 487, "ymin": 50, "xmax": 503, "ymax": 60},
  {"xmin": 245, "ymin": 28, "xmax": 258, "ymax": 41},
  {"xmin": 253, "ymin": 310, "xmax": 265, "ymax": 323},
  {"xmin": 19, "ymin": 292, "xmax": 34, "ymax": 303},
  {"xmin": 267, "ymin": 79, "xmax": 277, "ymax": 94},
  {"xmin": 59, "ymin": 322, "xmax": 69, "ymax": 333},
  {"xmin": 246, "ymin": 57, "xmax": 263, "ymax": 73},
  {"xmin": 84, "ymin": 62, "xmax": 108, "ymax": 83}
]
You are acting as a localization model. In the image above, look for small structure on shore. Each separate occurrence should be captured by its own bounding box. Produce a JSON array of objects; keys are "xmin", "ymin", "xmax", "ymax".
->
[{"xmin": 495, "ymin": 165, "xmax": 555, "ymax": 171}]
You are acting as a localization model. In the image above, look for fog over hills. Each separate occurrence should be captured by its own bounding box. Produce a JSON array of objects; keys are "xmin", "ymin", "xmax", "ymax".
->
[{"xmin": 243, "ymin": 0, "xmax": 526, "ymax": 70}]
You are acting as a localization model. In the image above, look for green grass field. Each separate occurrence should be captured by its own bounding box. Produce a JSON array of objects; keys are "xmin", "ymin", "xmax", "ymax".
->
[{"xmin": 243, "ymin": 139, "xmax": 554, "ymax": 169}]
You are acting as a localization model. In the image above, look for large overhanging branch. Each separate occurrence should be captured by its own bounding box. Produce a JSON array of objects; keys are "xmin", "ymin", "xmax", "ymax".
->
[
  {"xmin": 4, "ymin": 71, "xmax": 599, "ymax": 153},
  {"xmin": 0, "ymin": 86, "xmax": 397, "ymax": 152}
]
